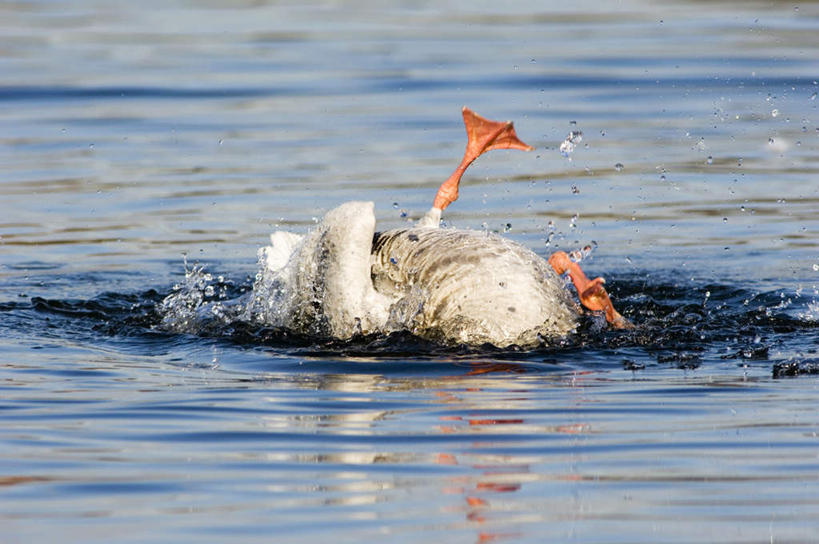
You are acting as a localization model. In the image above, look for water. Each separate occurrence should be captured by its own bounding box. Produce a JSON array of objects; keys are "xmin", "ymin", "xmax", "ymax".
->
[{"xmin": 2, "ymin": 1, "xmax": 819, "ymax": 542}]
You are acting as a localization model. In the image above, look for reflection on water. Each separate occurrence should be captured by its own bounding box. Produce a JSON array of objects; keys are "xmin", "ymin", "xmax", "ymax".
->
[
  {"xmin": 3, "ymin": 357, "xmax": 819, "ymax": 543},
  {"xmin": 2, "ymin": 0, "xmax": 819, "ymax": 542}
]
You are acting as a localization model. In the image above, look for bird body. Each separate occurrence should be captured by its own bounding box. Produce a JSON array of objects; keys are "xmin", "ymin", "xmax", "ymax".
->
[
  {"xmin": 258, "ymin": 201, "xmax": 578, "ymax": 347},
  {"xmin": 250, "ymin": 108, "xmax": 627, "ymax": 347}
]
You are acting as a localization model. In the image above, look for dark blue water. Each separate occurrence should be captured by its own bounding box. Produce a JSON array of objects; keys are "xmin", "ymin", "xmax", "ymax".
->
[{"xmin": 2, "ymin": 1, "xmax": 819, "ymax": 542}]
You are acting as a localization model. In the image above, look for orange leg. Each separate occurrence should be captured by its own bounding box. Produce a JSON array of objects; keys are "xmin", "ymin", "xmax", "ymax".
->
[
  {"xmin": 548, "ymin": 251, "xmax": 633, "ymax": 329},
  {"xmin": 433, "ymin": 107, "xmax": 533, "ymax": 211}
]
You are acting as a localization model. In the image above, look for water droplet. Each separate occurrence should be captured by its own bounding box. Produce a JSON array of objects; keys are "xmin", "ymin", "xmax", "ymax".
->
[
  {"xmin": 771, "ymin": 109, "xmax": 779, "ymax": 117},
  {"xmin": 723, "ymin": 217, "xmax": 728, "ymax": 223},
  {"xmin": 811, "ymin": 92, "xmax": 817, "ymax": 100},
  {"xmin": 707, "ymin": 156, "xmax": 713, "ymax": 165},
  {"xmin": 559, "ymin": 130, "xmax": 583, "ymax": 157},
  {"xmin": 571, "ymin": 185, "xmax": 580, "ymax": 194},
  {"xmin": 660, "ymin": 174, "xmax": 666, "ymax": 181},
  {"xmin": 392, "ymin": 202, "xmax": 399, "ymax": 209},
  {"xmin": 615, "ymin": 163, "xmax": 624, "ymax": 171},
  {"xmin": 503, "ymin": 223, "xmax": 512, "ymax": 233},
  {"xmin": 812, "ymin": 264, "xmax": 818, "ymax": 271},
  {"xmin": 768, "ymin": 137, "xmax": 775, "ymax": 145}
]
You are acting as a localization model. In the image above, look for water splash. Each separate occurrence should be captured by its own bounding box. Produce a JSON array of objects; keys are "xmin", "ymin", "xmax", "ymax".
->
[
  {"xmin": 568, "ymin": 242, "xmax": 597, "ymax": 263},
  {"xmin": 158, "ymin": 258, "xmax": 238, "ymax": 334},
  {"xmin": 559, "ymin": 131, "xmax": 583, "ymax": 158},
  {"xmin": 797, "ymin": 300, "xmax": 819, "ymax": 322}
]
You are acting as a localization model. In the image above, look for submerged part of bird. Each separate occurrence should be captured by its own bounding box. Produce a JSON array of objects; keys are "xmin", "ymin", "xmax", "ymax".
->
[{"xmin": 241, "ymin": 107, "xmax": 631, "ymax": 348}]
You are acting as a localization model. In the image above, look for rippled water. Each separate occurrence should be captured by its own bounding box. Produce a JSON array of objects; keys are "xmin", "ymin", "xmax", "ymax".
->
[{"xmin": 2, "ymin": 1, "xmax": 819, "ymax": 542}]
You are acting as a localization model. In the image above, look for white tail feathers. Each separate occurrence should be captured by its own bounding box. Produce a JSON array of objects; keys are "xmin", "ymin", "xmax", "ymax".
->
[{"xmin": 261, "ymin": 231, "xmax": 304, "ymax": 272}]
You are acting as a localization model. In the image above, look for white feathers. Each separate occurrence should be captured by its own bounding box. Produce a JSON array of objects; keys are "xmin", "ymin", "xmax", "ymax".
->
[
  {"xmin": 415, "ymin": 207, "xmax": 442, "ymax": 229},
  {"xmin": 253, "ymin": 201, "xmax": 579, "ymax": 347},
  {"xmin": 261, "ymin": 231, "xmax": 303, "ymax": 272}
]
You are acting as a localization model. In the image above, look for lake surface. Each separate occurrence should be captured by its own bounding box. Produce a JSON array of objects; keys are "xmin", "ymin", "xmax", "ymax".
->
[{"xmin": 1, "ymin": 1, "xmax": 818, "ymax": 542}]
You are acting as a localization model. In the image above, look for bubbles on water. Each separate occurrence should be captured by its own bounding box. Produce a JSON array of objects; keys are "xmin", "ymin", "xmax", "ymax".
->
[{"xmin": 559, "ymin": 130, "xmax": 583, "ymax": 158}]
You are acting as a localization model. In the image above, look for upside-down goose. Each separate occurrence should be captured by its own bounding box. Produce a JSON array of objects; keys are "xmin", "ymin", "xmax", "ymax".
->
[{"xmin": 255, "ymin": 107, "xmax": 630, "ymax": 347}]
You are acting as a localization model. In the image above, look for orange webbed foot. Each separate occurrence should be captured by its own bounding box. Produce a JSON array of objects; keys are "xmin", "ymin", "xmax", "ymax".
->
[
  {"xmin": 549, "ymin": 251, "xmax": 633, "ymax": 329},
  {"xmin": 432, "ymin": 107, "xmax": 533, "ymax": 211}
]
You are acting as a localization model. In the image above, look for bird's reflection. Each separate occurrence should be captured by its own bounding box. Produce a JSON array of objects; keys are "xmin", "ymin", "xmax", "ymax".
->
[
  {"xmin": 259, "ymin": 361, "xmax": 590, "ymax": 543},
  {"xmin": 430, "ymin": 368, "xmax": 591, "ymax": 543}
]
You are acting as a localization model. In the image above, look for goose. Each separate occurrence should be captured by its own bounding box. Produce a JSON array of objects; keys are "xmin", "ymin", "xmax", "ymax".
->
[{"xmin": 254, "ymin": 107, "xmax": 630, "ymax": 347}]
